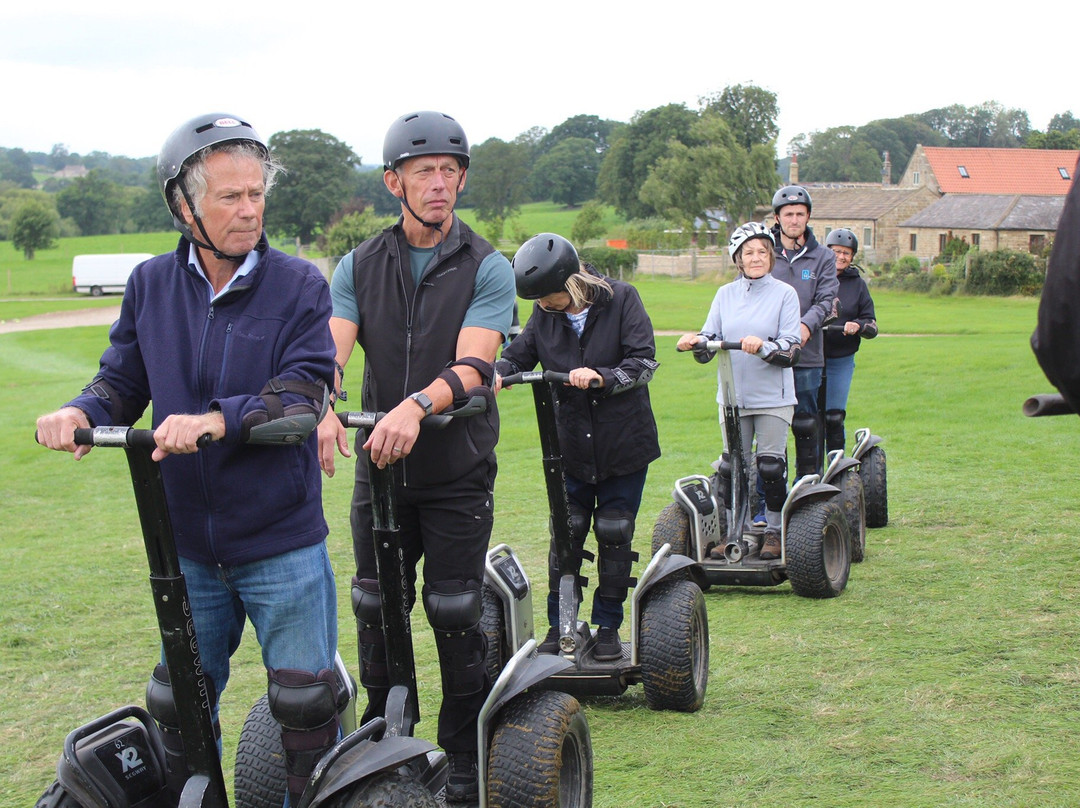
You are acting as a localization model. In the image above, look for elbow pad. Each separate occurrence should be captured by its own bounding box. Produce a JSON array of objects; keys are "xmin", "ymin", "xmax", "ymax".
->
[
  {"xmin": 861, "ymin": 320, "xmax": 879, "ymax": 339},
  {"xmin": 81, "ymin": 376, "xmax": 145, "ymax": 425},
  {"xmin": 762, "ymin": 343, "xmax": 801, "ymax": 368},
  {"xmin": 609, "ymin": 357, "xmax": 659, "ymax": 395},
  {"xmin": 241, "ymin": 377, "xmax": 329, "ymax": 445}
]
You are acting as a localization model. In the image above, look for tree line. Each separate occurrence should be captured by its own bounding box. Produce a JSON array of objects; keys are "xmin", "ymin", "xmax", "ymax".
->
[{"xmin": 3, "ymin": 89, "xmax": 1078, "ymax": 260}]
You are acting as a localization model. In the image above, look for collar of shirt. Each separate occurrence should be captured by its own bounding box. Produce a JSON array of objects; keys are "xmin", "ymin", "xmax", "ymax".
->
[{"xmin": 186, "ymin": 242, "xmax": 259, "ymax": 302}]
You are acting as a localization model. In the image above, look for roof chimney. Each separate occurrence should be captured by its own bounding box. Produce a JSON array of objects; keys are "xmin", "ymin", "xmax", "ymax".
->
[
  {"xmin": 882, "ymin": 151, "xmax": 891, "ymax": 187},
  {"xmin": 790, "ymin": 152, "xmax": 799, "ymax": 185}
]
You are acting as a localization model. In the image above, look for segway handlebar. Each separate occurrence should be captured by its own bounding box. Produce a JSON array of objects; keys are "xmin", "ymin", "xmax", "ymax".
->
[
  {"xmin": 500, "ymin": 370, "xmax": 601, "ymax": 388},
  {"xmin": 1023, "ymin": 393, "xmax": 1076, "ymax": 417},
  {"xmin": 335, "ymin": 394, "xmax": 489, "ymax": 430},
  {"xmin": 69, "ymin": 426, "xmax": 214, "ymax": 449}
]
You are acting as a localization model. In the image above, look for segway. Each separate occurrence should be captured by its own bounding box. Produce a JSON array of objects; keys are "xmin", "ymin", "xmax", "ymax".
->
[
  {"xmin": 31, "ymin": 425, "xmax": 374, "ymax": 808},
  {"xmin": 330, "ymin": 398, "xmax": 594, "ymax": 807},
  {"xmin": 494, "ymin": 370, "xmax": 709, "ymax": 713},
  {"xmin": 820, "ymin": 323, "xmax": 888, "ymax": 537},
  {"xmin": 654, "ymin": 341, "xmax": 852, "ymax": 598}
]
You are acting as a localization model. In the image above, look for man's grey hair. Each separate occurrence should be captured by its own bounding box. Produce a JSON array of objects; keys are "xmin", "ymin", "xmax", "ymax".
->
[{"xmin": 172, "ymin": 141, "xmax": 284, "ymax": 217}]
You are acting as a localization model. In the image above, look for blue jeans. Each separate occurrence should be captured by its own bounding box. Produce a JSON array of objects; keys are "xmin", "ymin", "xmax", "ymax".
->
[
  {"xmin": 824, "ymin": 355, "xmax": 856, "ymax": 411},
  {"xmin": 794, "ymin": 366, "xmax": 823, "ymax": 415},
  {"xmin": 177, "ymin": 543, "xmax": 337, "ymax": 719}
]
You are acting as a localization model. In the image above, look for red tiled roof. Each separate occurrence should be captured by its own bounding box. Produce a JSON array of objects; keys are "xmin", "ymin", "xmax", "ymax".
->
[{"xmin": 923, "ymin": 147, "xmax": 1079, "ymax": 195}]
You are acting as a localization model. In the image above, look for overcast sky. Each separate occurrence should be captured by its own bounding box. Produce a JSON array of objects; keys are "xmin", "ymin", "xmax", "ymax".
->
[{"xmin": 2, "ymin": 0, "xmax": 1074, "ymax": 165}]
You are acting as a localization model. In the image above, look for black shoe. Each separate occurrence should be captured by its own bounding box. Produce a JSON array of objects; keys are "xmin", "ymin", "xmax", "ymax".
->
[
  {"xmin": 446, "ymin": 750, "xmax": 479, "ymax": 803},
  {"xmin": 537, "ymin": 625, "xmax": 560, "ymax": 654},
  {"xmin": 593, "ymin": 627, "xmax": 622, "ymax": 661}
]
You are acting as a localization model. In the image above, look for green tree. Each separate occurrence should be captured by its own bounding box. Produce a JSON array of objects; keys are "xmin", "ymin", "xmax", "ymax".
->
[
  {"xmin": 321, "ymin": 207, "xmax": 396, "ymax": 259},
  {"xmin": 531, "ymin": 137, "xmax": 601, "ymax": 207},
  {"xmin": 858, "ymin": 116, "xmax": 945, "ymax": 183},
  {"xmin": 56, "ymin": 170, "xmax": 123, "ymax": 235},
  {"xmin": 699, "ymin": 84, "xmax": 779, "ymax": 149},
  {"xmin": 918, "ymin": 101, "xmax": 1030, "ymax": 147},
  {"xmin": 596, "ymin": 103, "xmax": 698, "ymax": 220},
  {"xmin": 1048, "ymin": 111, "xmax": 1080, "ymax": 133},
  {"xmin": 466, "ymin": 138, "xmax": 531, "ymax": 223},
  {"xmin": 354, "ymin": 168, "xmax": 401, "ymax": 217},
  {"xmin": 10, "ymin": 199, "xmax": 59, "ymax": 259},
  {"xmin": 539, "ymin": 114, "xmax": 620, "ymax": 155},
  {"xmin": 798, "ymin": 126, "xmax": 882, "ymax": 182},
  {"xmin": 1026, "ymin": 129, "xmax": 1080, "ymax": 150},
  {"xmin": 0, "ymin": 148, "xmax": 36, "ymax": 189},
  {"xmin": 264, "ymin": 129, "xmax": 360, "ymax": 244},
  {"xmin": 570, "ymin": 201, "xmax": 607, "ymax": 246}
]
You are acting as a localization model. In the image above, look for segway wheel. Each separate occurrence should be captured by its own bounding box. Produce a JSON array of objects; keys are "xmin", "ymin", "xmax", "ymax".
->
[
  {"xmin": 785, "ymin": 498, "xmax": 851, "ymax": 598},
  {"xmin": 651, "ymin": 502, "xmax": 690, "ymax": 558},
  {"xmin": 487, "ymin": 690, "xmax": 593, "ymax": 808},
  {"xmin": 835, "ymin": 468, "xmax": 867, "ymax": 563},
  {"xmin": 640, "ymin": 578, "xmax": 709, "ymax": 712},
  {"xmin": 332, "ymin": 771, "xmax": 439, "ymax": 807},
  {"xmin": 235, "ymin": 694, "xmax": 286, "ymax": 808},
  {"xmin": 481, "ymin": 583, "xmax": 508, "ymax": 682},
  {"xmin": 860, "ymin": 446, "xmax": 888, "ymax": 528},
  {"xmin": 35, "ymin": 781, "xmax": 82, "ymax": 808}
]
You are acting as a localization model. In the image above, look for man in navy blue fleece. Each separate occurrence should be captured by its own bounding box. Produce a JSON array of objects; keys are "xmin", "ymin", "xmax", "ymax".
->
[{"xmin": 36, "ymin": 113, "xmax": 339, "ymax": 808}]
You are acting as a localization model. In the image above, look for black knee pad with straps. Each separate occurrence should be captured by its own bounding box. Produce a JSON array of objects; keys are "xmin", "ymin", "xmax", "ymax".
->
[
  {"xmin": 824, "ymin": 409, "xmax": 846, "ymax": 453},
  {"xmin": 792, "ymin": 412, "xmax": 821, "ymax": 477},
  {"xmin": 756, "ymin": 454, "xmax": 788, "ymax": 513},
  {"xmin": 351, "ymin": 577, "xmax": 388, "ymax": 691},
  {"xmin": 548, "ymin": 505, "xmax": 593, "ymax": 597},
  {"xmin": 146, "ymin": 664, "xmax": 219, "ymax": 798},
  {"xmin": 593, "ymin": 511, "xmax": 639, "ymax": 603},
  {"xmin": 267, "ymin": 667, "xmax": 344, "ymax": 804},
  {"xmin": 423, "ymin": 581, "xmax": 488, "ymax": 698}
]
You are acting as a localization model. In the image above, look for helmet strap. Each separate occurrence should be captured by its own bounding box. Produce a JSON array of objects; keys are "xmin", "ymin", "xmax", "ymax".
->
[{"xmin": 180, "ymin": 184, "xmax": 249, "ymax": 264}]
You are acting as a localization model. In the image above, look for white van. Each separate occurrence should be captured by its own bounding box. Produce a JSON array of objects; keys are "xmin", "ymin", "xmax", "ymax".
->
[{"xmin": 72, "ymin": 253, "xmax": 154, "ymax": 296}]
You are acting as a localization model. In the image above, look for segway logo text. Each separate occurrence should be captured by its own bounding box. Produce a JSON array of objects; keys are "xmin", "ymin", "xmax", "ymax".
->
[{"xmin": 117, "ymin": 746, "xmax": 144, "ymax": 773}]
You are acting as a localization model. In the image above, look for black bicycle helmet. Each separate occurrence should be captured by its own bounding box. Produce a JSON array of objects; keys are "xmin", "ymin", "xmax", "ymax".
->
[
  {"xmin": 382, "ymin": 111, "xmax": 470, "ymax": 171},
  {"xmin": 157, "ymin": 113, "xmax": 268, "ymax": 241},
  {"xmin": 512, "ymin": 233, "xmax": 580, "ymax": 300},
  {"xmin": 772, "ymin": 185, "xmax": 812, "ymax": 214},
  {"xmin": 825, "ymin": 228, "xmax": 859, "ymax": 254}
]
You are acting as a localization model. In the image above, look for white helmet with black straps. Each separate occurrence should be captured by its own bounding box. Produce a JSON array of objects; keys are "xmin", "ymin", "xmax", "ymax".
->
[{"xmin": 728, "ymin": 221, "xmax": 776, "ymax": 259}]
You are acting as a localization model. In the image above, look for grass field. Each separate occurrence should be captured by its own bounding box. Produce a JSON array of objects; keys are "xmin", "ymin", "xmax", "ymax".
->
[{"xmin": 3, "ymin": 272, "xmax": 1079, "ymax": 807}]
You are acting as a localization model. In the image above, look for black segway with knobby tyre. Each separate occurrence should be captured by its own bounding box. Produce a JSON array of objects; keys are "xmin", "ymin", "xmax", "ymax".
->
[
  {"xmin": 654, "ymin": 340, "xmax": 852, "ymax": 598},
  {"xmin": 334, "ymin": 398, "xmax": 593, "ymax": 808},
  {"xmin": 494, "ymin": 370, "xmax": 709, "ymax": 712}
]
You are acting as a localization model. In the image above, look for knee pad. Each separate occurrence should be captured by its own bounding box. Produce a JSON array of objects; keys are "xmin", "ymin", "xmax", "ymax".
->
[
  {"xmin": 757, "ymin": 454, "xmax": 788, "ymax": 513},
  {"xmin": 351, "ymin": 577, "xmax": 383, "ymax": 628},
  {"xmin": 351, "ymin": 578, "xmax": 388, "ymax": 690},
  {"xmin": 824, "ymin": 409, "xmax": 846, "ymax": 453},
  {"xmin": 792, "ymin": 412, "xmax": 821, "ymax": 477},
  {"xmin": 593, "ymin": 511, "xmax": 639, "ymax": 603},
  {"xmin": 423, "ymin": 581, "xmax": 488, "ymax": 698},
  {"xmin": 548, "ymin": 506, "xmax": 593, "ymax": 596},
  {"xmin": 715, "ymin": 453, "xmax": 733, "ymax": 508},
  {"xmin": 146, "ymin": 663, "xmax": 218, "ymax": 729},
  {"xmin": 267, "ymin": 668, "xmax": 344, "ymax": 803}
]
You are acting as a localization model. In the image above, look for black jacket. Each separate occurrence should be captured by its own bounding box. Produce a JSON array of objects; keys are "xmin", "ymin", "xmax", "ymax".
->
[
  {"xmin": 496, "ymin": 277, "xmax": 661, "ymax": 484},
  {"xmin": 825, "ymin": 265, "xmax": 878, "ymax": 359}
]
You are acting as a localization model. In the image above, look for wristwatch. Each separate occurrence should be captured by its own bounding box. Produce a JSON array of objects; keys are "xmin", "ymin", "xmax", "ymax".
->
[{"xmin": 407, "ymin": 391, "xmax": 433, "ymax": 416}]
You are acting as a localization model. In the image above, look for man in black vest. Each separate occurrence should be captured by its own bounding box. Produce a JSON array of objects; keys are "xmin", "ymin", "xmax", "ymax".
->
[{"xmin": 318, "ymin": 111, "xmax": 515, "ymax": 803}]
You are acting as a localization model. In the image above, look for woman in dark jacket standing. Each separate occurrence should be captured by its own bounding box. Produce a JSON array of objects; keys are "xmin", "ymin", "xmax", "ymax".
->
[
  {"xmin": 495, "ymin": 233, "xmax": 660, "ymax": 661},
  {"xmin": 823, "ymin": 228, "xmax": 878, "ymax": 453}
]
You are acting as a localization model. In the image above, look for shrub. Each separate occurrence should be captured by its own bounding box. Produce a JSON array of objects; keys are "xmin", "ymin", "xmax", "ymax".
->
[
  {"xmin": 580, "ymin": 245, "xmax": 638, "ymax": 279},
  {"xmin": 965, "ymin": 249, "xmax": 1044, "ymax": 296}
]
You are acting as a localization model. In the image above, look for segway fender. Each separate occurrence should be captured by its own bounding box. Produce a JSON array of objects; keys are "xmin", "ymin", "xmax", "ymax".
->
[
  {"xmin": 177, "ymin": 774, "xmax": 212, "ymax": 808},
  {"xmin": 823, "ymin": 453, "xmax": 860, "ymax": 483},
  {"xmin": 851, "ymin": 428, "xmax": 883, "ymax": 459},
  {"xmin": 788, "ymin": 480, "xmax": 841, "ymax": 509},
  {"xmin": 634, "ymin": 545, "xmax": 698, "ymax": 599},
  {"xmin": 303, "ymin": 734, "xmax": 439, "ymax": 808}
]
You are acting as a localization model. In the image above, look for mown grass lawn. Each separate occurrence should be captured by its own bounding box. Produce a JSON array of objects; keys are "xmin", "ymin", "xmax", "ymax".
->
[{"xmin": 3, "ymin": 281, "xmax": 1078, "ymax": 808}]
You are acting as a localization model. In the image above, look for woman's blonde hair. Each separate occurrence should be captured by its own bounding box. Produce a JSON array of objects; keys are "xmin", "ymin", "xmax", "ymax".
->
[{"xmin": 564, "ymin": 264, "xmax": 613, "ymax": 308}]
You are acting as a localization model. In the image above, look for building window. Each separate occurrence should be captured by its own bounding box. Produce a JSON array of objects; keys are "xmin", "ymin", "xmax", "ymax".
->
[
  {"xmin": 910, "ymin": 233, "xmax": 917, "ymax": 251},
  {"xmin": 958, "ymin": 166, "xmax": 970, "ymax": 178},
  {"xmin": 913, "ymin": 171, "xmax": 920, "ymax": 185},
  {"xmin": 1060, "ymin": 167, "xmax": 1071, "ymax": 180},
  {"xmin": 1030, "ymin": 234, "xmax": 1047, "ymax": 254},
  {"xmin": 939, "ymin": 234, "xmax": 948, "ymax": 253},
  {"xmin": 971, "ymin": 233, "xmax": 980, "ymax": 247},
  {"xmin": 863, "ymin": 227, "xmax": 872, "ymax": 248}
]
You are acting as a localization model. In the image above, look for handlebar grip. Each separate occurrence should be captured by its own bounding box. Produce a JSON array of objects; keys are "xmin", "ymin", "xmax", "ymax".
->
[
  {"xmin": 501, "ymin": 370, "xmax": 600, "ymax": 388},
  {"xmin": 72, "ymin": 427, "xmax": 213, "ymax": 449}
]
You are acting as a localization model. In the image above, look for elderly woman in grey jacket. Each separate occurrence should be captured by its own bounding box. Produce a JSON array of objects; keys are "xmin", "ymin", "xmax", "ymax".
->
[{"xmin": 677, "ymin": 222, "xmax": 801, "ymax": 559}]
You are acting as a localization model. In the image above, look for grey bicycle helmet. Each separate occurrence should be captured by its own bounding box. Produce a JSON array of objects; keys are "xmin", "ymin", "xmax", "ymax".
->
[
  {"xmin": 382, "ymin": 111, "xmax": 470, "ymax": 171},
  {"xmin": 728, "ymin": 222, "xmax": 776, "ymax": 259},
  {"xmin": 157, "ymin": 113, "xmax": 268, "ymax": 237},
  {"xmin": 772, "ymin": 185, "xmax": 812, "ymax": 214},
  {"xmin": 825, "ymin": 228, "xmax": 859, "ymax": 254},
  {"xmin": 513, "ymin": 233, "xmax": 580, "ymax": 299}
]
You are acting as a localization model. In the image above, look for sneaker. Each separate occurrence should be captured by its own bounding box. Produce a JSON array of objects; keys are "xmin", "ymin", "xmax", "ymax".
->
[
  {"xmin": 446, "ymin": 750, "xmax": 479, "ymax": 803},
  {"xmin": 537, "ymin": 625, "xmax": 560, "ymax": 655},
  {"xmin": 751, "ymin": 509, "xmax": 767, "ymax": 528},
  {"xmin": 759, "ymin": 529, "xmax": 781, "ymax": 560},
  {"xmin": 593, "ymin": 627, "xmax": 623, "ymax": 661}
]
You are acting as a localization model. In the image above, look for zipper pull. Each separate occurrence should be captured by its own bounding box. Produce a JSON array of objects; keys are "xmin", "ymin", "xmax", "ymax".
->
[{"xmin": 208, "ymin": 304, "xmax": 214, "ymax": 320}]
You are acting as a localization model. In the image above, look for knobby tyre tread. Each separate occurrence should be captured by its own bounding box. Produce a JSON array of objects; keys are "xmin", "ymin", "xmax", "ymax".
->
[
  {"xmin": 481, "ymin": 583, "xmax": 508, "ymax": 682},
  {"xmin": 836, "ymin": 468, "xmax": 867, "ymax": 562},
  {"xmin": 487, "ymin": 690, "xmax": 593, "ymax": 808},
  {"xmin": 331, "ymin": 771, "xmax": 439, "ymax": 807},
  {"xmin": 860, "ymin": 446, "xmax": 888, "ymax": 528},
  {"xmin": 235, "ymin": 694, "xmax": 287, "ymax": 808},
  {"xmin": 639, "ymin": 578, "xmax": 709, "ymax": 712},
  {"xmin": 785, "ymin": 498, "xmax": 851, "ymax": 598},
  {"xmin": 36, "ymin": 781, "xmax": 83, "ymax": 808}
]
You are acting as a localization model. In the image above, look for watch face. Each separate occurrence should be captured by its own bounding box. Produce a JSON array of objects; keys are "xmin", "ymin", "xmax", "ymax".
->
[{"xmin": 411, "ymin": 393, "xmax": 432, "ymax": 414}]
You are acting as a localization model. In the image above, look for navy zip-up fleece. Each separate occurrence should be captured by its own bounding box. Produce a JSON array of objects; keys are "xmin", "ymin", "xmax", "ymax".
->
[
  {"xmin": 770, "ymin": 225, "xmax": 838, "ymax": 368},
  {"xmin": 66, "ymin": 236, "xmax": 335, "ymax": 566}
]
